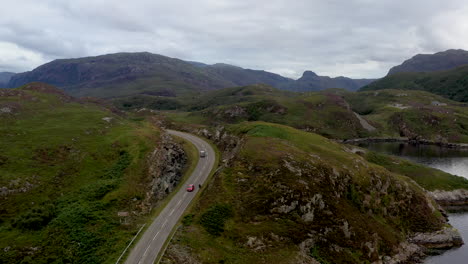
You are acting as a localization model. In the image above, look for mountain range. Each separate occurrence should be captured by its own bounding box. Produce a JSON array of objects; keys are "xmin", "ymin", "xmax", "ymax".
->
[{"xmin": 7, "ymin": 52, "xmax": 375, "ymax": 98}]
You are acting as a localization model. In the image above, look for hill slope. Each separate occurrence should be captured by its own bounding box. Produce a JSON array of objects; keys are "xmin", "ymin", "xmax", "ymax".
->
[
  {"xmin": 7, "ymin": 52, "xmax": 374, "ymax": 97},
  {"xmin": 161, "ymin": 122, "xmax": 447, "ymax": 263},
  {"xmin": 0, "ymin": 72, "xmax": 15, "ymax": 88},
  {"xmin": 163, "ymin": 84, "xmax": 372, "ymax": 139},
  {"xmin": 161, "ymin": 84, "xmax": 468, "ymax": 143},
  {"xmin": 361, "ymin": 65, "xmax": 468, "ymax": 102},
  {"xmin": 345, "ymin": 89, "xmax": 468, "ymax": 142},
  {"xmin": 388, "ymin": 49, "xmax": 468, "ymax": 75},
  {"xmin": 0, "ymin": 83, "xmax": 173, "ymax": 263},
  {"xmin": 8, "ymin": 52, "xmax": 231, "ymax": 98}
]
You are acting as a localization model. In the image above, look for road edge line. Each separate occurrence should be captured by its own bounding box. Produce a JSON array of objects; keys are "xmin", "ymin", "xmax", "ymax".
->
[{"xmin": 115, "ymin": 223, "xmax": 147, "ymax": 264}]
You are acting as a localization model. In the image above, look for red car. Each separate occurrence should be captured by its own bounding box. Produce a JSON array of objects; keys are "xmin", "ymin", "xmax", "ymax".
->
[{"xmin": 186, "ymin": 184, "xmax": 195, "ymax": 192}]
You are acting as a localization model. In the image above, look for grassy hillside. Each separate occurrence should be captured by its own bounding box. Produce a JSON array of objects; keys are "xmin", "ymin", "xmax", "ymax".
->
[
  {"xmin": 363, "ymin": 151, "xmax": 468, "ymax": 191},
  {"xmin": 162, "ymin": 85, "xmax": 371, "ymax": 139},
  {"xmin": 0, "ymin": 83, "xmax": 161, "ymax": 263},
  {"xmin": 160, "ymin": 85, "xmax": 468, "ymax": 143},
  {"xmin": 162, "ymin": 122, "xmax": 445, "ymax": 264},
  {"xmin": 345, "ymin": 89, "xmax": 468, "ymax": 142},
  {"xmin": 361, "ymin": 65, "xmax": 468, "ymax": 102}
]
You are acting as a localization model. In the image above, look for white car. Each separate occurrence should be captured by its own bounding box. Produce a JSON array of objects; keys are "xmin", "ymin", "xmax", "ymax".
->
[{"xmin": 200, "ymin": 150, "xmax": 206, "ymax": 157}]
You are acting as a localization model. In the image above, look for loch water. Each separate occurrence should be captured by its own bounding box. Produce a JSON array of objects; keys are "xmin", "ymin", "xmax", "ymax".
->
[{"xmin": 358, "ymin": 142, "xmax": 468, "ymax": 264}]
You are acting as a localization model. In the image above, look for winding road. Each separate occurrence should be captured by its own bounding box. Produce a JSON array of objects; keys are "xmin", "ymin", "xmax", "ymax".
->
[{"xmin": 124, "ymin": 130, "xmax": 216, "ymax": 264}]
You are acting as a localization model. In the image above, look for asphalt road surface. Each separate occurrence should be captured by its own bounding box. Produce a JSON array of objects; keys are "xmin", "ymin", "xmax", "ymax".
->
[{"xmin": 124, "ymin": 130, "xmax": 216, "ymax": 264}]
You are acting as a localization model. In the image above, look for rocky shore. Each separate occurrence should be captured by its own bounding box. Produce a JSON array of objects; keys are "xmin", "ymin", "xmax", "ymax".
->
[
  {"xmin": 372, "ymin": 227, "xmax": 463, "ymax": 264},
  {"xmin": 429, "ymin": 189, "xmax": 468, "ymax": 212},
  {"xmin": 340, "ymin": 137, "xmax": 468, "ymax": 149}
]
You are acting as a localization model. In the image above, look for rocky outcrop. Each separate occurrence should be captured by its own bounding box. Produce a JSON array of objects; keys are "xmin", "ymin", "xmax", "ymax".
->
[
  {"xmin": 430, "ymin": 189, "xmax": 468, "ymax": 207},
  {"xmin": 409, "ymin": 226, "xmax": 463, "ymax": 249},
  {"xmin": 161, "ymin": 243, "xmax": 200, "ymax": 264},
  {"xmin": 371, "ymin": 227, "xmax": 463, "ymax": 264},
  {"xmin": 195, "ymin": 126, "xmax": 242, "ymax": 165},
  {"xmin": 372, "ymin": 242, "xmax": 423, "ymax": 264},
  {"xmin": 139, "ymin": 133, "xmax": 187, "ymax": 213}
]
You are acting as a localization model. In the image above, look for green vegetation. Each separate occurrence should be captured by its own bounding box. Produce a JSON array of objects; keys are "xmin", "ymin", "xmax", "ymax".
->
[
  {"xmin": 163, "ymin": 85, "xmax": 371, "ymax": 139},
  {"xmin": 113, "ymin": 95, "xmax": 184, "ymax": 111},
  {"xmin": 0, "ymin": 83, "xmax": 161, "ymax": 263},
  {"xmin": 162, "ymin": 122, "xmax": 445, "ymax": 264},
  {"xmin": 161, "ymin": 85, "xmax": 468, "ymax": 143},
  {"xmin": 361, "ymin": 65, "xmax": 468, "ymax": 102},
  {"xmin": 364, "ymin": 151, "xmax": 468, "ymax": 191},
  {"xmin": 199, "ymin": 204, "xmax": 233, "ymax": 236},
  {"xmin": 344, "ymin": 89, "xmax": 468, "ymax": 142}
]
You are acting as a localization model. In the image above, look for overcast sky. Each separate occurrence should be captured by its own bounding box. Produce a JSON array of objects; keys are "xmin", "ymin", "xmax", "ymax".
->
[{"xmin": 1, "ymin": 0, "xmax": 468, "ymax": 78}]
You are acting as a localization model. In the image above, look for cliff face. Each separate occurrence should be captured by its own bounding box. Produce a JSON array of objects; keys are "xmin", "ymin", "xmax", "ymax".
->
[
  {"xmin": 161, "ymin": 122, "xmax": 456, "ymax": 264},
  {"xmin": 139, "ymin": 133, "xmax": 187, "ymax": 213}
]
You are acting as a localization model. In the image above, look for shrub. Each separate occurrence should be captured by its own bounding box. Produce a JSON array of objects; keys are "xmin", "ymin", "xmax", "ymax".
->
[
  {"xmin": 199, "ymin": 204, "xmax": 233, "ymax": 236},
  {"xmin": 12, "ymin": 204, "xmax": 56, "ymax": 230},
  {"xmin": 103, "ymin": 150, "xmax": 131, "ymax": 179},
  {"xmin": 182, "ymin": 214, "xmax": 194, "ymax": 226},
  {"xmin": 80, "ymin": 180, "xmax": 118, "ymax": 200}
]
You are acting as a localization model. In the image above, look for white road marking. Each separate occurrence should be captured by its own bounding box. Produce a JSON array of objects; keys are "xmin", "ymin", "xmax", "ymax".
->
[
  {"xmin": 152, "ymin": 231, "xmax": 160, "ymax": 241},
  {"xmin": 169, "ymin": 208, "xmax": 175, "ymax": 216}
]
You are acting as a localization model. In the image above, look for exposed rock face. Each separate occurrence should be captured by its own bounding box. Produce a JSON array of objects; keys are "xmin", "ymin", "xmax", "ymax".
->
[
  {"xmin": 409, "ymin": 226, "xmax": 463, "ymax": 249},
  {"xmin": 430, "ymin": 189, "xmax": 468, "ymax": 206},
  {"xmin": 161, "ymin": 242, "xmax": 200, "ymax": 264},
  {"xmin": 370, "ymin": 227, "xmax": 463, "ymax": 264},
  {"xmin": 372, "ymin": 242, "xmax": 424, "ymax": 264},
  {"xmin": 195, "ymin": 126, "xmax": 242, "ymax": 165},
  {"xmin": 0, "ymin": 177, "xmax": 38, "ymax": 197},
  {"xmin": 140, "ymin": 133, "xmax": 187, "ymax": 212}
]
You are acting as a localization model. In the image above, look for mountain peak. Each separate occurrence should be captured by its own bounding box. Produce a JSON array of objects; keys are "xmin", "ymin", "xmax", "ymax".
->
[{"xmin": 301, "ymin": 70, "xmax": 319, "ymax": 78}]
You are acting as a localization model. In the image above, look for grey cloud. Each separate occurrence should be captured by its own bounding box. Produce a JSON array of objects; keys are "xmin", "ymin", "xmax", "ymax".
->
[{"xmin": 1, "ymin": 0, "xmax": 468, "ymax": 78}]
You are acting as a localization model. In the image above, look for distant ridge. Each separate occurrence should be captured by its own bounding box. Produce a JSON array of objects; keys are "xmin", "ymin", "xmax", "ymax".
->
[
  {"xmin": 294, "ymin": 70, "xmax": 375, "ymax": 92},
  {"xmin": 388, "ymin": 49, "xmax": 468, "ymax": 75},
  {"xmin": 0, "ymin": 72, "xmax": 15, "ymax": 88},
  {"xmin": 7, "ymin": 52, "xmax": 375, "ymax": 98},
  {"xmin": 361, "ymin": 65, "xmax": 468, "ymax": 102}
]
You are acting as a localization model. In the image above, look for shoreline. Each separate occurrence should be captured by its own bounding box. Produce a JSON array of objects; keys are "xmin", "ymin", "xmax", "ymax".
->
[{"xmin": 338, "ymin": 137, "xmax": 468, "ymax": 149}]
